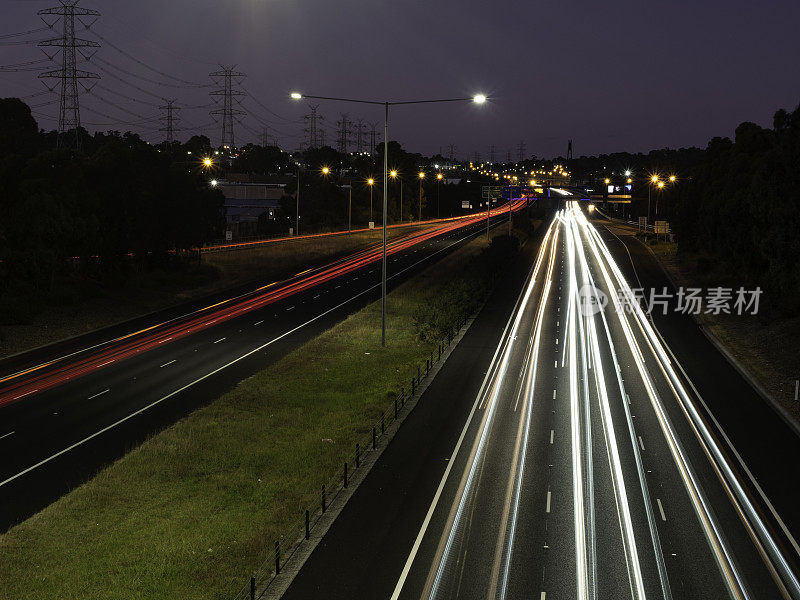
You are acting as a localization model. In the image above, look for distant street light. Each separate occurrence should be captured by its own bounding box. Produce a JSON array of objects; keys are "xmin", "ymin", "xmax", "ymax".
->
[
  {"xmin": 322, "ymin": 166, "xmax": 330, "ymax": 175},
  {"xmin": 648, "ymin": 174, "xmax": 661, "ymax": 223},
  {"xmin": 367, "ymin": 178, "xmax": 375, "ymax": 223},
  {"xmin": 290, "ymin": 90, "xmax": 487, "ymax": 346},
  {"xmin": 436, "ymin": 173, "xmax": 443, "ymax": 219},
  {"xmin": 203, "ymin": 157, "xmax": 213, "ymax": 169},
  {"xmin": 418, "ymin": 172, "xmax": 425, "ymax": 222}
]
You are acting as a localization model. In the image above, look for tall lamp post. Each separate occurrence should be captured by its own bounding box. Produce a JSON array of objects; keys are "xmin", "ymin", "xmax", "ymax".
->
[
  {"xmin": 648, "ymin": 174, "xmax": 659, "ymax": 223},
  {"xmin": 418, "ymin": 171, "xmax": 425, "ymax": 222},
  {"xmin": 436, "ymin": 172, "xmax": 443, "ymax": 218},
  {"xmin": 291, "ymin": 91, "xmax": 487, "ymax": 346},
  {"xmin": 367, "ymin": 178, "xmax": 375, "ymax": 224},
  {"xmin": 296, "ymin": 164, "xmax": 301, "ymax": 236}
]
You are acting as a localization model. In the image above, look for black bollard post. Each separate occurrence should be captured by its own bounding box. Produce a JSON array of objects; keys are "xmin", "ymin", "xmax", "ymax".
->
[
  {"xmin": 372, "ymin": 426, "xmax": 376, "ymax": 450},
  {"xmin": 381, "ymin": 412, "xmax": 385, "ymax": 435},
  {"xmin": 356, "ymin": 443, "xmax": 360, "ymax": 468},
  {"xmin": 305, "ymin": 509, "xmax": 309, "ymax": 540},
  {"xmin": 275, "ymin": 540, "xmax": 280, "ymax": 575},
  {"xmin": 394, "ymin": 396, "xmax": 398, "ymax": 420},
  {"xmin": 250, "ymin": 576, "xmax": 255, "ymax": 600},
  {"xmin": 344, "ymin": 462, "xmax": 348, "ymax": 488},
  {"xmin": 401, "ymin": 387, "xmax": 405, "ymax": 407}
]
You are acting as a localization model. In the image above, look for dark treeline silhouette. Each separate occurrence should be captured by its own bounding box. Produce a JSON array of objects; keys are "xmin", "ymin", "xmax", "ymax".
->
[
  {"xmin": 673, "ymin": 104, "xmax": 800, "ymax": 314},
  {"xmin": 0, "ymin": 98, "xmax": 226, "ymax": 323}
]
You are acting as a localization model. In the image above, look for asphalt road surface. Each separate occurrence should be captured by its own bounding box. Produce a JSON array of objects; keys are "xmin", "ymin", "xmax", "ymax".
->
[
  {"xmin": 283, "ymin": 202, "xmax": 800, "ymax": 600},
  {"xmin": 0, "ymin": 202, "xmax": 524, "ymax": 532}
]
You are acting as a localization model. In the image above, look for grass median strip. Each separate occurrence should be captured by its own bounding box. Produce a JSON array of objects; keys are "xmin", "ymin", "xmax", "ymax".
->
[{"xmin": 0, "ymin": 229, "xmax": 524, "ymax": 600}]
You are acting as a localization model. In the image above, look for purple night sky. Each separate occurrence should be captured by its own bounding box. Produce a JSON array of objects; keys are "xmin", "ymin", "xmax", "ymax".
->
[{"xmin": 2, "ymin": 0, "xmax": 799, "ymax": 159}]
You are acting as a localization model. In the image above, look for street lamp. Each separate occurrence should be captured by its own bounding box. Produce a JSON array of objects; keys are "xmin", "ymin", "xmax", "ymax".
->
[
  {"xmin": 648, "ymin": 174, "xmax": 660, "ymax": 223},
  {"xmin": 390, "ymin": 170, "xmax": 403, "ymax": 223},
  {"xmin": 436, "ymin": 173, "xmax": 443, "ymax": 219},
  {"xmin": 290, "ymin": 90, "xmax": 487, "ymax": 346},
  {"xmin": 418, "ymin": 172, "xmax": 425, "ymax": 223},
  {"xmin": 367, "ymin": 178, "xmax": 375, "ymax": 223}
]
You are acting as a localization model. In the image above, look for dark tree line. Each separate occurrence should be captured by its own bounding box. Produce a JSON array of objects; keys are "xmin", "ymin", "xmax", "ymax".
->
[
  {"xmin": 0, "ymin": 98, "xmax": 226, "ymax": 299},
  {"xmin": 674, "ymin": 104, "xmax": 800, "ymax": 314}
]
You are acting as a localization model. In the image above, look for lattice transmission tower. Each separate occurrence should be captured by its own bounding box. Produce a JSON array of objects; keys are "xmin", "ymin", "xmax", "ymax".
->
[
  {"xmin": 159, "ymin": 99, "xmax": 180, "ymax": 144},
  {"xmin": 37, "ymin": 0, "xmax": 101, "ymax": 149},
  {"xmin": 304, "ymin": 104, "xmax": 322, "ymax": 148},
  {"xmin": 209, "ymin": 65, "xmax": 246, "ymax": 149}
]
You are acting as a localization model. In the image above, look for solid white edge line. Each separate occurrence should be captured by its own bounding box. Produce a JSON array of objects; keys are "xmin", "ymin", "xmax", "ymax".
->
[
  {"xmin": 0, "ymin": 431, "xmax": 15, "ymax": 441},
  {"xmin": 87, "ymin": 389, "xmax": 110, "ymax": 400}
]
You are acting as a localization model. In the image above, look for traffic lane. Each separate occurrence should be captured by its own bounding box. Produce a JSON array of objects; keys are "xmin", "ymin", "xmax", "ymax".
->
[
  {"xmin": 600, "ymin": 226, "xmax": 800, "ymax": 567},
  {"xmin": 394, "ymin": 227, "xmax": 552, "ymax": 600},
  {"xmin": 0, "ymin": 220, "xmax": 473, "ymax": 405},
  {"xmin": 281, "ymin": 222, "xmax": 549, "ymax": 600},
  {"xmin": 0, "ymin": 222, "xmax": 455, "ymax": 376},
  {"xmin": 586, "ymin": 225, "xmax": 783, "ymax": 597},
  {"xmin": 0, "ymin": 218, "xmax": 507, "ymax": 531},
  {"xmin": 581, "ymin": 231, "xmax": 732, "ymax": 599},
  {"xmin": 0, "ymin": 217, "xmax": 487, "ymax": 470}
]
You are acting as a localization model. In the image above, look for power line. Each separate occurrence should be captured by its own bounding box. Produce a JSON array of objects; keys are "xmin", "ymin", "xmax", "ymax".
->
[
  {"xmin": 88, "ymin": 30, "xmax": 210, "ymax": 87},
  {"xmin": 0, "ymin": 27, "xmax": 50, "ymax": 40},
  {"xmin": 91, "ymin": 56, "xmax": 209, "ymax": 89}
]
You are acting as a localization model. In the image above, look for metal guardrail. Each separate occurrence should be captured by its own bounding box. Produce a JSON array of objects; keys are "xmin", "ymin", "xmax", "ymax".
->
[{"xmin": 231, "ymin": 314, "xmax": 471, "ymax": 600}]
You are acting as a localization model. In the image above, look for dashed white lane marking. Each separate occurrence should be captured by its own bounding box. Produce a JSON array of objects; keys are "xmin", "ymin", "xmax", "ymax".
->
[
  {"xmin": 213, "ymin": 338, "xmax": 226, "ymax": 344},
  {"xmin": 158, "ymin": 338, "xmax": 172, "ymax": 344},
  {"xmin": 12, "ymin": 389, "xmax": 38, "ymax": 401},
  {"xmin": 313, "ymin": 295, "xmax": 320, "ymax": 299},
  {"xmin": 546, "ymin": 490, "xmax": 552, "ymax": 513},
  {"xmin": 254, "ymin": 320, "xmax": 264, "ymax": 326},
  {"xmin": 638, "ymin": 435, "xmax": 645, "ymax": 450},
  {"xmin": 626, "ymin": 393, "xmax": 631, "ymax": 405},
  {"xmin": 540, "ymin": 593, "xmax": 546, "ymax": 600},
  {"xmin": 0, "ymin": 431, "xmax": 15, "ymax": 441},
  {"xmin": 552, "ymin": 389, "xmax": 557, "ymax": 399},
  {"xmin": 335, "ymin": 285, "xmax": 341, "ymax": 289},
  {"xmin": 160, "ymin": 360, "xmax": 176, "ymax": 368},
  {"xmin": 286, "ymin": 306, "xmax": 295, "ymax": 311},
  {"xmin": 550, "ymin": 430, "xmax": 554, "ymax": 444},
  {"xmin": 96, "ymin": 359, "xmax": 115, "ymax": 368},
  {"xmin": 555, "ymin": 338, "xmax": 558, "ymax": 345},
  {"xmin": 554, "ymin": 360, "xmax": 558, "ymax": 368},
  {"xmin": 656, "ymin": 498, "xmax": 667, "ymax": 521},
  {"xmin": 88, "ymin": 389, "xmax": 110, "ymax": 400}
]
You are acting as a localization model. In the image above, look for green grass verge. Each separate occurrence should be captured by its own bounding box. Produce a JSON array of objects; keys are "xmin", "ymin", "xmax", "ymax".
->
[{"xmin": 0, "ymin": 229, "xmax": 526, "ymax": 600}]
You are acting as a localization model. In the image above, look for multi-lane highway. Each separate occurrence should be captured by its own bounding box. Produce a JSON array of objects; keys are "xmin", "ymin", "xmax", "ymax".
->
[
  {"xmin": 0, "ymin": 201, "xmax": 524, "ymax": 532},
  {"xmin": 284, "ymin": 202, "xmax": 800, "ymax": 600},
  {"xmin": 389, "ymin": 202, "xmax": 798, "ymax": 599}
]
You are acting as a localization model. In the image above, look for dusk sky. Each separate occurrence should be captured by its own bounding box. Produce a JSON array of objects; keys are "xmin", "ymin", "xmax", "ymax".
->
[{"xmin": 3, "ymin": 0, "xmax": 800, "ymax": 158}]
